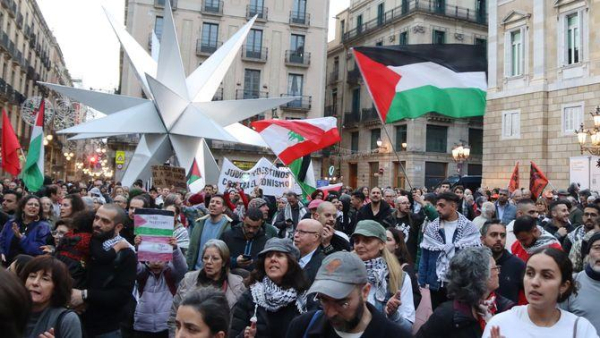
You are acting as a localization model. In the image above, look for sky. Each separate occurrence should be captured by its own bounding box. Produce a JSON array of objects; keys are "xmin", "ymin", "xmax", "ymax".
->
[{"xmin": 37, "ymin": 0, "xmax": 350, "ymax": 92}]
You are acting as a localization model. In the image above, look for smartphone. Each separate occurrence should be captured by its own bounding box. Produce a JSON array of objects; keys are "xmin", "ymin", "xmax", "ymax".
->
[{"xmin": 242, "ymin": 254, "xmax": 252, "ymax": 261}]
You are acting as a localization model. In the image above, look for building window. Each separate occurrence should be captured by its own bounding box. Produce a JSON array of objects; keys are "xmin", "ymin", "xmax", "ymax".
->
[
  {"xmin": 246, "ymin": 29, "xmax": 263, "ymax": 57},
  {"xmin": 395, "ymin": 125, "xmax": 407, "ymax": 150},
  {"xmin": 468, "ymin": 128, "xmax": 483, "ymax": 155},
  {"xmin": 433, "ymin": 30, "xmax": 445, "ymax": 44},
  {"xmin": 154, "ymin": 16, "xmax": 164, "ymax": 40},
  {"xmin": 356, "ymin": 14, "xmax": 363, "ymax": 33},
  {"xmin": 475, "ymin": 38, "xmax": 487, "ymax": 46},
  {"xmin": 566, "ymin": 12, "xmax": 581, "ymax": 65},
  {"xmin": 377, "ymin": 3, "xmax": 384, "ymax": 26},
  {"xmin": 399, "ymin": 31, "xmax": 408, "ymax": 45},
  {"xmin": 375, "ymin": 41, "xmax": 383, "ymax": 46},
  {"xmin": 425, "ymin": 162, "xmax": 447, "ymax": 190},
  {"xmin": 351, "ymin": 132, "xmax": 359, "ymax": 152},
  {"xmin": 340, "ymin": 19, "xmax": 345, "ymax": 37},
  {"xmin": 243, "ymin": 69, "xmax": 261, "ymax": 99},
  {"xmin": 426, "ymin": 125, "xmax": 448, "ymax": 153},
  {"xmin": 201, "ymin": 23, "xmax": 219, "ymax": 50},
  {"xmin": 562, "ymin": 103, "xmax": 583, "ymax": 135},
  {"xmin": 468, "ymin": 164, "xmax": 482, "ymax": 176},
  {"xmin": 370, "ymin": 128, "xmax": 381, "ymax": 150},
  {"xmin": 287, "ymin": 73, "xmax": 304, "ymax": 107},
  {"xmin": 505, "ymin": 28, "xmax": 525, "ymax": 77},
  {"xmin": 502, "ymin": 110, "xmax": 520, "ymax": 139},
  {"xmin": 351, "ymin": 87, "xmax": 360, "ymax": 114}
]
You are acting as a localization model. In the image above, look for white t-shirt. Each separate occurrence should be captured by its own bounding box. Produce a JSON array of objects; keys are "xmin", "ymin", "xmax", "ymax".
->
[
  {"xmin": 482, "ymin": 305, "xmax": 598, "ymax": 338},
  {"xmin": 442, "ymin": 219, "xmax": 458, "ymax": 244}
]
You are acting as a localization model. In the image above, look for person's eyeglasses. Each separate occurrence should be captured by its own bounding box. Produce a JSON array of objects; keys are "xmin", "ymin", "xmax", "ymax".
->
[
  {"xmin": 295, "ymin": 229, "xmax": 319, "ymax": 236},
  {"xmin": 314, "ymin": 294, "xmax": 350, "ymax": 309}
]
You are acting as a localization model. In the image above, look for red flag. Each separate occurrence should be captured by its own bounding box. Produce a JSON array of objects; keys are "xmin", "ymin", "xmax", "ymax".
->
[
  {"xmin": 529, "ymin": 161, "xmax": 549, "ymax": 199},
  {"xmin": 1, "ymin": 110, "xmax": 22, "ymax": 176},
  {"xmin": 508, "ymin": 162, "xmax": 519, "ymax": 193}
]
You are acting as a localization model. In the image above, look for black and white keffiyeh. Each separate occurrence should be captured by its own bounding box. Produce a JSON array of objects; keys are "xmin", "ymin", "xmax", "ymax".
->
[
  {"xmin": 364, "ymin": 257, "xmax": 389, "ymax": 302},
  {"xmin": 102, "ymin": 235, "xmax": 135, "ymax": 252},
  {"xmin": 250, "ymin": 277, "xmax": 307, "ymax": 313}
]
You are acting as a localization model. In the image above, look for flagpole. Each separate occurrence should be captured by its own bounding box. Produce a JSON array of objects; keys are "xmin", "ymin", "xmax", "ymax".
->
[
  {"xmin": 274, "ymin": 154, "xmax": 313, "ymax": 198},
  {"xmin": 380, "ymin": 124, "xmax": 414, "ymax": 190}
]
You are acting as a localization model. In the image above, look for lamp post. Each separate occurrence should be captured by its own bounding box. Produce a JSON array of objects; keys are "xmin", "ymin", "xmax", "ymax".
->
[
  {"xmin": 577, "ymin": 106, "xmax": 600, "ymax": 155},
  {"xmin": 452, "ymin": 142, "xmax": 471, "ymax": 176}
]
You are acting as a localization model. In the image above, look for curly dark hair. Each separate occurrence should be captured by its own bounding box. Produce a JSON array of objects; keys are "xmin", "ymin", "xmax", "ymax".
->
[
  {"xmin": 19, "ymin": 256, "xmax": 73, "ymax": 308},
  {"xmin": 245, "ymin": 252, "xmax": 309, "ymax": 292},
  {"xmin": 14, "ymin": 195, "xmax": 44, "ymax": 224}
]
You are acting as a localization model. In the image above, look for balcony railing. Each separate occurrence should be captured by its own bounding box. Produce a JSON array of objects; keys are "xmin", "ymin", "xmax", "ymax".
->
[
  {"xmin": 328, "ymin": 70, "xmax": 339, "ymax": 85},
  {"xmin": 16, "ymin": 13, "xmax": 23, "ymax": 28},
  {"xmin": 202, "ymin": 0, "xmax": 223, "ymax": 15},
  {"xmin": 241, "ymin": 46, "xmax": 268, "ymax": 62},
  {"xmin": 196, "ymin": 39, "xmax": 222, "ymax": 56},
  {"xmin": 343, "ymin": 111, "xmax": 361, "ymax": 127},
  {"xmin": 285, "ymin": 50, "xmax": 310, "ymax": 67},
  {"xmin": 213, "ymin": 87, "xmax": 224, "ymax": 101},
  {"xmin": 7, "ymin": 0, "xmax": 16, "ymax": 17},
  {"xmin": 0, "ymin": 32, "xmax": 8, "ymax": 52},
  {"xmin": 154, "ymin": 0, "xmax": 177, "ymax": 9},
  {"xmin": 247, "ymin": 5, "xmax": 268, "ymax": 21},
  {"xmin": 236, "ymin": 89, "xmax": 269, "ymax": 100},
  {"xmin": 324, "ymin": 105, "xmax": 337, "ymax": 117},
  {"xmin": 289, "ymin": 11, "xmax": 310, "ymax": 26},
  {"xmin": 24, "ymin": 24, "xmax": 30, "ymax": 39},
  {"xmin": 361, "ymin": 107, "xmax": 380, "ymax": 122},
  {"xmin": 343, "ymin": 0, "xmax": 487, "ymax": 43},
  {"xmin": 281, "ymin": 94, "xmax": 311, "ymax": 111},
  {"xmin": 347, "ymin": 68, "xmax": 361, "ymax": 85}
]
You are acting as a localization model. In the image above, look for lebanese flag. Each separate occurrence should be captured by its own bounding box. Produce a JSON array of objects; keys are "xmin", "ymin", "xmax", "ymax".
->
[
  {"xmin": 508, "ymin": 162, "xmax": 519, "ymax": 193},
  {"xmin": 529, "ymin": 161, "xmax": 549, "ymax": 199},
  {"xmin": 1, "ymin": 110, "xmax": 22, "ymax": 176},
  {"xmin": 188, "ymin": 158, "xmax": 201, "ymax": 185},
  {"xmin": 352, "ymin": 45, "xmax": 487, "ymax": 123},
  {"xmin": 251, "ymin": 117, "xmax": 340, "ymax": 165},
  {"xmin": 22, "ymin": 99, "xmax": 45, "ymax": 192}
]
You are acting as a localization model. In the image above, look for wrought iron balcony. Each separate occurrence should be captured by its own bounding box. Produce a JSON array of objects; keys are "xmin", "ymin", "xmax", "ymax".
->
[
  {"xmin": 343, "ymin": 111, "xmax": 361, "ymax": 128},
  {"xmin": 328, "ymin": 70, "xmax": 339, "ymax": 85},
  {"xmin": 236, "ymin": 89, "xmax": 268, "ymax": 100},
  {"xmin": 0, "ymin": 32, "xmax": 9, "ymax": 52},
  {"xmin": 16, "ymin": 12, "xmax": 23, "ymax": 28},
  {"xmin": 246, "ymin": 5, "xmax": 268, "ymax": 21},
  {"xmin": 241, "ymin": 46, "xmax": 268, "ymax": 62},
  {"xmin": 285, "ymin": 50, "xmax": 310, "ymax": 67},
  {"xmin": 289, "ymin": 11, "xmax": 310, "ymax": 26},
  {"xmin": 347, "ymin": 68, "xmax": 361, "ymax": 85},
  {"xmin": 342, "ymin": 0, "xmax": 487, "ymax": 43},
  {"xmin": 202, "ymin": 0, "xmax": 223, "ymax": 16},
  {"xmin": 281, "ymin": 94, "xmax": 311, "ymax": 111},
  {"xmin": 24, "ymin": 24, "xmax": 30, "ymax": 39},
  {"xmin": 361, "ymin": 107, "xmax": 379, "ymax": 122},
  {"xmin": 324, "ymin": 105, "xmax": 337, "ymax": 117},
  {"xmin": 196, "ymin": 39, "xmax": 222, "ymax": 56},
  {"xmin": 213, "ymin": 87, "xmax": 224, "ymax": 101}
]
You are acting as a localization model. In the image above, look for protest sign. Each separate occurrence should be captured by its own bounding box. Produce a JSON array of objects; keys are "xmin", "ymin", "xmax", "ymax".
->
[
  {"xmin": 218, "ymin": 157, "xmax": 302, "ymax": 196},
  {"xmin": 152, "ymin": 165, "xmax": 187, "ymax": 190},
  {"xmin": 134, "ymin": 208, "xmax": 175, "ymax": 261}
]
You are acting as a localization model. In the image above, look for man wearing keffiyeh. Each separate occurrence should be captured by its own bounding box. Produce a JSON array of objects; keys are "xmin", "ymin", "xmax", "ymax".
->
[{"xmin": 511, "ymin": 215, "xmax": 563, "ymax": 262}]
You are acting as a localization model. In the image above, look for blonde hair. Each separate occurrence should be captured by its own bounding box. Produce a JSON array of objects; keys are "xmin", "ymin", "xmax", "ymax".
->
[{"xmin": 382, "ymin": 247, "xmax": 404, "ymax": 294}]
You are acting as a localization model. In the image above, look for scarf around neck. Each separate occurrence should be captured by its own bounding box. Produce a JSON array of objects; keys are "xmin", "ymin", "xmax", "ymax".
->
[
  {"xmin": 283, "ymin": 202, "xmax": 306, "ymax": 227},
  {"xmin": 525, "ymin": 226, "xmax": 560, "ymax": 254},
  {"xmin": 585, "ymin": 264, "xmax": 600, "ymax": 282},
  {"xmin": 364, "ymin": 257, "xmax": 389, "ymax": 302},
  {"xmin": 250, "ymin": 277, "xmax": 307, "ymax": 313},
  {"xmin": 102, "ymin": 235, "xmax": 135, "ymax": 252}
]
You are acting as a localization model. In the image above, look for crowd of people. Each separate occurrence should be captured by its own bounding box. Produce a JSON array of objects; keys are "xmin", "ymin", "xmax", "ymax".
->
[{"xmin": 0, "ymin": 176, "xmax": 599, "ymax": 338}]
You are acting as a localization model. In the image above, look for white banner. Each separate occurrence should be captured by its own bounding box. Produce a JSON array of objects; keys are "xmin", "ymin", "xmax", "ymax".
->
[{"xmin": 218, "ymin": 158, "xmax": 302, "ymax": 196}]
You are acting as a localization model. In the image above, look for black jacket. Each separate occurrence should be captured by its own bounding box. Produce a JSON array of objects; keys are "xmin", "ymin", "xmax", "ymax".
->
[
  {"xmin": 286, "ymin": 302, "xmax": 412, "ymax": 338},
  {"xmin": 230, "ymin": 289, "xmax": 303, "ymax": 338},
  {"xmin": 357, "ymin": 201, "xmax": 395, "ymax": 228},
  {"xmin": 542, "ymin": 220, "xmax": 575, "ymax": 244},
  {"xmin": 495, "ymin": 249, "xmax": 525, "ymax": 303},
  {"xmin": 302, "ymin": 248, "xmax": 325, "ymax": 285},
  {"xmin": 82, "ymin": 240, "xmax": 137, "ymax": 336},
  {"xmin": 394, "ymin": 211, "xmax": 425, "ymax": 263},
  {"xmin": 221, "ymin": 224, "xmax": 268, "ymax": 272}
]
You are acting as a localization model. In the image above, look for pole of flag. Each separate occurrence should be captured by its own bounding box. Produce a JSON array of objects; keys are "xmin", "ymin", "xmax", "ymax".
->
[{"xmin": 380, "ymin": 125, "xmax": 413, "ymax": 190}]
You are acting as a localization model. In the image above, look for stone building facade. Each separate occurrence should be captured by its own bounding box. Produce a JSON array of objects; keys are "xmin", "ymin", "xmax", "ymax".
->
[
  {"xmin": 327, "ymin": 0, "xmax": 487, "ymax": 190},
  {"xmin": 484, "ymin": 0, "xmax": 600, "ymax": 189},
  {"xmin": 120, "ymin": 0, "xmax": 329, "ymax": 172}
]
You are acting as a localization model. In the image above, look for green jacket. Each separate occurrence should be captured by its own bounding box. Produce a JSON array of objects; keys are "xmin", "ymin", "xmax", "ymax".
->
[{"xmin": 186, "ymin": 215, "xmax": 232, "ymax": 270}]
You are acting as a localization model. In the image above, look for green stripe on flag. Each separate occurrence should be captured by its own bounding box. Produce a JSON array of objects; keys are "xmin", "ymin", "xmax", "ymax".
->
[
  {"xmin": 135, "ymin": 227, "xmax": 174, "ymax": 236},
  {"xmin": 386, "ymin": 86, "xmax": 486, "ymax": 122}
]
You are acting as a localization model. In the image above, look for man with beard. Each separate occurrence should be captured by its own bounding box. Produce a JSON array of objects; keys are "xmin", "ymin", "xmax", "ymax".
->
[
  {"xmin": 563, "ymin": 205, "xmax": 600, "ymax": 254},
  {"xmin": 221, "ymin": 207, "xmax": 268, "ymax": 273},
  {"xmin": 542, "ymin": 200, "xmax": 575, "ymax": 244},
  {"xmin": 561, "ymin": 232, "xmax": 600, "ymax": 332},
  {"xmin": 316, "ymin": 201, "xmax": 351, "ymax": 255},
  {"xmin": 286, "ymin": 252, "xmax": 412, "ymax": 338},
  {"xmin": 0, "ymin": 190, "xmax": 20, "ymax": 229},
  {"xmin": 505, "ymin": 199, "xmax": 539, "ymax": 251},
  {"xmin": 481, "ymin": 219, "xmax": 526, "ymax": 304},
  {"xmin": 69, "ymin": 204, "xmax": 137, "ymax": 337},
  {"xmin": 357, "ymin": 187, "xmax": 395, "ymax": 228},
  {"xmin": 512, "ymin": 215, "xmax": 563, "ymax": 262},
  {"xmin": 495, "ymin": 189, "xmax": 517, "ymax": 225},
  {"xmin": 393, "ymin": 195, "xmax": 425, "ymax": 262},
  {"xmin": 274, "ymin": 191, "xmax": 308, "ymax": 238}
]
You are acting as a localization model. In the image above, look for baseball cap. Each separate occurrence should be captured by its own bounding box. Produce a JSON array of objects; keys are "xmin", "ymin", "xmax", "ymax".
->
[
  {"xmin": 307, "ymin": 252, "xmax": 368, "ymax": 299},
  {"xmin": 351, "ymin": 220, "xmax": 386, "ymax": 242},
  {"xmin": 258, "ymin": 238, "xmax": 300, "ymax": 261}
]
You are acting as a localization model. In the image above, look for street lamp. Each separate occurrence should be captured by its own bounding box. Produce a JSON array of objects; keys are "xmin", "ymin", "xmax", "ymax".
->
[
  {"xmin": 376, "ymin": 138, "xmax": 383, "ymax": 147},
  {"xmin": 576, "ymin": 106, "xmax": 600, "ymax": 155},
  {"xmin": 452, "ymin": 142, "xmax": 471, "ymax": 176}
]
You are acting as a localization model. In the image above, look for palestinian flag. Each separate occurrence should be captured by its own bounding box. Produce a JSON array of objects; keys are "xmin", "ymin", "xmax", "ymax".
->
[
  {"xmin": 288, "ymin": 155, "xmax": 317, "ymax": 198},
  {"xmin": 188, "ymin": 158, "xmax": 201, "ymax": 185},
  {"xmin": 251, "ymin": 117, "xmax": 340, "ymax": 165},
  {"xmin": 22, "ymin": 99, "xmax": 45, "ymax": 192},
  {"xmin": 352, "ymin": 45, "xmax": 487, "ymax": 123}
]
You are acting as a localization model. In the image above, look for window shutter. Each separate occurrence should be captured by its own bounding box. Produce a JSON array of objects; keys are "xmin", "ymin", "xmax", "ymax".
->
[
  {"xmin": 513, "ymin": 112, "xmax": 520, "ymax": 137},
  {"xmin": 504, "ymin": 31, "xmax": 512, "ymax": 77}
]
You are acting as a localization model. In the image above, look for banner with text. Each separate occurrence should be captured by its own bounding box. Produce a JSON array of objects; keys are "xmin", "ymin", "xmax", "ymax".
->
[
  {"xmin": 218, "ymin": 157, "xmax": 302, "ymax": 196},
  {"xmin": 134, "ymin": 208, "xmax": 175, "ymax": 262},
  {"xmin": 152, "ymin": 165, "xmax": 187, "ymax": 191}
]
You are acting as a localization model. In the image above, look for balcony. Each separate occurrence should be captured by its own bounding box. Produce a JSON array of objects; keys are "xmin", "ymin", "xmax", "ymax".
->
[
  {"xmin": 342, "ymin": 0, "xmax": 487, "ymax": 43},
  {"xmin": 246, "ymin": 5, "xmax": 268, "ymax": 21},
  {"xmin": 361, "ymin": 107, "xmax": 380, "ymax": 123},
  {"xmin": 11, "ymin": 50, "xmax": 22, "ymax": 65},
  {"xmin": 241, "ymin": 46, "xmax": 268, "ymax": 63},
  {"xmin": 347, "ymin": 68, "xmax": 361, "ymax": 85},
  {"xmin": 213, "ymin": 87, "xmax": 224, "ymax": 101},
  {"xmin": 7, "ymin": 0, "xmax": 15, "ymax": 17},
  {"xmin": 154, "ymin": 0, "xmax": 177, "ymax": 9},
  {"xmin": 236, "ymin": 89, "xmax": 268, "ymax": 100},
  {"xmin": 27, "ymin": 66, "xmax": 35, "ymax": 79},
  {"xmin": 281, "ymin": 94, "xmax": 311, "ymax": 111},
  {"xmin": 196, "ymin": 39, "xmax": 222, "ymax": 56},
  {"xmin": 289, "ymin": 11, "xmax": 310, "ymax": 27},
  {"xmin": 324, "ymin": 105, "xmax": 337, "ymax": 117},
  {"xmin": 0, "ymin": 32, "xmax": 8, "ymax": 52},
  {"xmin": 343, "ymin": 111, "xmax": 361, "ymax": 128},
  {"xmin": 285, "ymin": 50, "xmax": 310, "ymax": 67},
  {"xmin": 328, "ymin": 70, "xmax": 339, "ymax": 85},
  {"xmin": 8, "ymin": 40, "xmax": 15, "ymax": 58},
  {"xmin": 16, "ymin": 13, "xmax": 23, "ymax": 28},
  {"xmin": 24, "ymin": 24, "xmax": 30, "ymax": 39},
  {"xmin": 29, "ymin": 34, "xmax": 36, "ymax": 47},
  {"xmin": 201, "ymin": 0, "xmax": 223, "ymax": 16}
]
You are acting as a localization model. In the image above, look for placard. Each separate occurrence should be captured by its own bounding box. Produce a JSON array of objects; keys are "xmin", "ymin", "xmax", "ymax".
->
[
  {"xmin": 218, "ymin": 157, "xmax": 302, "ymax": 196},
  {"xmin": 152, "ymin": 165, "xmax": 187, "ymax": 190},
  {"xmin": 134, "ymin": 208, "xmax": 175, "ymax": 261}
]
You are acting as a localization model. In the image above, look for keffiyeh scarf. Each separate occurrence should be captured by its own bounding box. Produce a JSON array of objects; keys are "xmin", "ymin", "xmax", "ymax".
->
[
  {"xmin": 420, "ymin": 213, "xmax": 481, "ymax": 284},
  {"xmin": 567, "ymin": 225, "xmax": 586, "ymax": 246},
  {"xmin": 364, "ymin": 257, "xmax": 389, "ymax": 302},
  {"xmin": 250, "ymin": 277, "xmax": 307, "ymax": 313},
  {"xmin": 103, "ymin": 235, "xmax": 135, "ymax": 252},
  {"xmin": 525, "ymin": 226, "xmax": 561, "ymax": 255}
]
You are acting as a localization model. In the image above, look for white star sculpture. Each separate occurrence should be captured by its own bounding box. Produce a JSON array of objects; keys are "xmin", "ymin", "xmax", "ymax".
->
[{"xmin": 40, "ymin": 2, "xmax": 295, "ymax": 187}]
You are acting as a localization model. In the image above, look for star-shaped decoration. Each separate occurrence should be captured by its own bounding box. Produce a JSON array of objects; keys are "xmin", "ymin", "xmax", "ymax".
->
[{"xmin": 40, "ymin": 2, "xmax": 295, "ymax": 187}]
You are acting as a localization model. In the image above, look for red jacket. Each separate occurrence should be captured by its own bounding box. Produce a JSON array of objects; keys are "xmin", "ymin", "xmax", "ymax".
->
[{"xmin": 510, "ymin": 240, "xmax": 563, "ymax": 262}]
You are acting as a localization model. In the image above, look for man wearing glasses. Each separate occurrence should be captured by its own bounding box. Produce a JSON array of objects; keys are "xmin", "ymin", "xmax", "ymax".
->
[
  {"xmin": 286, "ymin": 252, "xmax": 412, "ymax": 338},
  {"xmin": 293, "ymin": 219, "xmax": 324, "ymax": 284}
]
